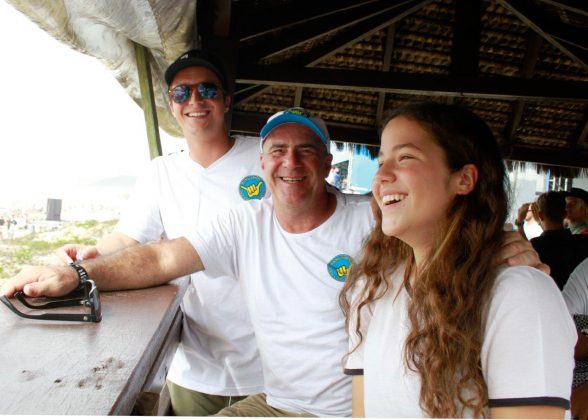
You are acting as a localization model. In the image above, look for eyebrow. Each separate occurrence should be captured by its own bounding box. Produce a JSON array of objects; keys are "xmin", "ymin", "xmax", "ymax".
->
[
  {"xmin": 378, "ymin": 142, "xmax": 423, "ymax": 158},
  {"xmin": 269, "ymin": 142, "xmax": 321, "ymax": 149}
]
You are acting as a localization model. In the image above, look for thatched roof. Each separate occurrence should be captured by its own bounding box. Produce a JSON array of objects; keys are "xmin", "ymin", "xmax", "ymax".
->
[
  {"xmin": 8, "ymin": 0, "xmax": 588, "ymax": 174},
  {"xmin": 225, "ymin": 0, "xmax": 588, "ymax": 173}
]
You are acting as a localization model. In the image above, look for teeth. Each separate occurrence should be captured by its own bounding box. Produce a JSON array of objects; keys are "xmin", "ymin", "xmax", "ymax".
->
[
  {"xmin": 382, "ymin": 194, "xmax": 406, "ymax": 205},
  {"xmin": 187, "ymin": 112, "xmax": 207, "ymax": 117},
  {"xmin": 282, "ymin": 177, "xmax": 303, "ymax": 183}
]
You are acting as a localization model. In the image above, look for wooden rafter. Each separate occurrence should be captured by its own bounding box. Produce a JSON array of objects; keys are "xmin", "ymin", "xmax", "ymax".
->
[
  {"xmin": 504, "ymin": 30, "xmax": 542, "ymax": 143},
  {"xmin": 376, "ymin": 24, "xmax": 396, "ymax": 123},
  {"xmin": 234, "ymin": 0, "xmax": 432, "ymax": 106},
  {"xmin": 239, "ymin": 0, "xmax": 422, "ymax": 62},
  {"xmin": 498, "ymin": 0, "xmax": 588, "ymax": 70},
  {"xmin": 535, "ymin": 0, "xmax": 588, "ymax": 17},
  {"xmin": 236, "ymin": 65, "xmax": 588, "ymax": 102},
  {"xmin": 450, "ymin": 0, "xmax": 482, "ymax": 76},
  {"xmin": 238, "ymin": 0, "xmax": 372, "ymax": 42}
]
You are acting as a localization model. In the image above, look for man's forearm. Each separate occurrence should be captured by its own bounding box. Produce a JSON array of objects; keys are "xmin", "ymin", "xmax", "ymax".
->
[{"xmin": 82, "ymin": 237, "xmax": 202, "ymax": 291}]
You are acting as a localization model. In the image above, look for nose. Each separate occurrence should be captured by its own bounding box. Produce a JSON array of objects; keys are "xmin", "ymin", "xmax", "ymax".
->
[
  {"xmin": 281, "ymin": 149, "xmax": 302, "ymax": 168},
  {"xmin": 188, "ymin": 86, "xmax": 205, "ymax": 104},
  {"xmin": 373, "ymin": 163, "xmax": 396, "ymax": 185}
]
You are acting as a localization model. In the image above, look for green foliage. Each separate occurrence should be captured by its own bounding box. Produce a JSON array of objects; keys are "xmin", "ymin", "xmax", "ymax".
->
[
  {"xmin": 14, "ymin": 248, "xmax": 33, "ymax": 264},
  {"xmin": 76, "ymin": 219, "xmax": 117, "ymax": 229},
  {"xmin": 0, "ymin": 219, "xmax": 118, "ymax": 280}
]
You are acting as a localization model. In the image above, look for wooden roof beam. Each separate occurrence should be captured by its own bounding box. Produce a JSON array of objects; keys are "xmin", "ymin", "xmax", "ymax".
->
[
  {"xmin": 507, "ymin": 144, "xmax": 588, "ymax": 168},
  {"xmin": 450, "ymin": 0, "xmax": 482, "ymax": 76},
  {"xmin": 376, "ymin": 25, "xmax": 396, "ymax": 124},
  {"xmin": 568, "ymin": 108, "xmax": 588, "ymax": 149},
  {"xmin": 239, "ymin": 0, "xmax": 380, "ymax": 42},
  {"xmin": 237, "ymin": 65, "xmax": 588, "ymax": 102},
  {"xmin": 535, "ymin": 0, "xmax": 588, "ymax": 17},
  {"xmin": 234, "ymin": 0, "xmax": 432, "ymax": 106},
  {"xmin": 504, "ymin": 31, "xmax": 542, "ymax": 143},
  {"xmin": 498, "ymin": 0, "xmax": 588, "ymax": 70},
  {"xmin": 288, "ymin": 0, "xmax": 433, "ymax": 67},
  {"xmin": 239, "ymin": 0, "xmax": 428, "ymax": 62}
]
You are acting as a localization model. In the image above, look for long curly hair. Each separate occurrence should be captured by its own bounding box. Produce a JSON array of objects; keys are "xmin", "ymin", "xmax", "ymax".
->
[{"xmin": 340, "ymin": 102, "xmax": 509, "ymax": 418}]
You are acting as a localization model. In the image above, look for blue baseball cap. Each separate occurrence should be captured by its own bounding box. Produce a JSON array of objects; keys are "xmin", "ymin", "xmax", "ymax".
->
[{"xmin": 260, "ymin": 107, "xmax": 330, "ymax": 151}]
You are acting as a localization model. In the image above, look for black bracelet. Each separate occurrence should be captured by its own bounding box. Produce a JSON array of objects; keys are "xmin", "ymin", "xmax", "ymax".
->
[{"xmin": 69, "ymin": 263, "xmax": 89, "ymax": 289}]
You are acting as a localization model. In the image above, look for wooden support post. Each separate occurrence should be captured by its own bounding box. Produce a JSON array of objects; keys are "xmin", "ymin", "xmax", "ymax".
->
[{"xmin": 134, "ymin": 42, "xmax": 162, "ymax": 159}]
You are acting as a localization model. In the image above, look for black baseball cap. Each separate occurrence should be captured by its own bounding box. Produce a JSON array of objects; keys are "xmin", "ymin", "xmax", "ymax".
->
[
  {"xmin": 566, "ymin": 187, "xmax": 588, "ymax": 204},
  {"xmin": 164, "ymin": 49, "xmax": 228, "ymax": 91}
]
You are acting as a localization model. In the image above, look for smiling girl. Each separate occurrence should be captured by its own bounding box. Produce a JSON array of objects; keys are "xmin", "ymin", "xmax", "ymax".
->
[{"xmin": 341, "ymin": 102, "xmax": 576, "ymax": 418}]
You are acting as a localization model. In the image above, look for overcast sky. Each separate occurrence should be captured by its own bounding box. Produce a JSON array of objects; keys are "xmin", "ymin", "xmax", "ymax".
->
[{"xmin": 0, "ymin": 1, "xmax": 183, "ymax": 207}]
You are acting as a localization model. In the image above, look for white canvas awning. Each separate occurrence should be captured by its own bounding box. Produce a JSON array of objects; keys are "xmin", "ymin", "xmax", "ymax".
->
[{"xmin": 7, "ymin": 0, "xmax": 198, "ymax": 137}]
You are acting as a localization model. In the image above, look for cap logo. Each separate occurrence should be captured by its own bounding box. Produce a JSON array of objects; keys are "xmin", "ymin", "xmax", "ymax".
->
[
  {"xmin": 239, "ymin": 175, "xmax": 267, "ymax": 200},
  {"xmin": 327, "ymin": 254, "xmax": 353, "ymax": 282}
]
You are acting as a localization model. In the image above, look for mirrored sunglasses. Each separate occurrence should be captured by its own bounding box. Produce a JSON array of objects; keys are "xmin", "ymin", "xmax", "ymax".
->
[{"xmin": 168, "ymin": 82, "xmax": 220, "ymax": 103}]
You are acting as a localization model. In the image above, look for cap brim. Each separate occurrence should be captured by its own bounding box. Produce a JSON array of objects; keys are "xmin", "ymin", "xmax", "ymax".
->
[{"xmin": 260, "ymin": 114, "xmax": 328, "ymax": 145}]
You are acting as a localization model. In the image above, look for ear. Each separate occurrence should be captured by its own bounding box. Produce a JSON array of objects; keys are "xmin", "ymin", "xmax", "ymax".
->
[
  {"xmin": 454, "ymin": 164, "xmax": 478, "ymax": 196},
  {"xmin": 537, "ymin": 210, "xmax": 546, "ymax": 222},
  {"xmin": 324, "ymin": 153, "xmax": 333, "ymax": 178},
  {"xmin": 260, "ymin": 151, "xmax": 265, "ymax": 171}
]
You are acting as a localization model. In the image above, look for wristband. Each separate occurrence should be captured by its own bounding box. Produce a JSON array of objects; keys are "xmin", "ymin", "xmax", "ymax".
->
[{"xmin": 69, "ymin": 263, "xmax": 89, "ymax": 289}]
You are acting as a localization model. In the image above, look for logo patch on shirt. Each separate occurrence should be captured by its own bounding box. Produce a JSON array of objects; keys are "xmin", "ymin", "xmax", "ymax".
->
[
  {"xmin": 239, "ymin": 175, "xmax": 267, "ymax": 200},
  {"xmin": 327, "ymin": 254, "xmax": 353, "ymax": 282}
]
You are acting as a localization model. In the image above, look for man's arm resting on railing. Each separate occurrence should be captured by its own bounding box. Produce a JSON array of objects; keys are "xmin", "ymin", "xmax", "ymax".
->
[{"xmin": 1, "ymin": 237, "xmax": 202, "ymax": 298}]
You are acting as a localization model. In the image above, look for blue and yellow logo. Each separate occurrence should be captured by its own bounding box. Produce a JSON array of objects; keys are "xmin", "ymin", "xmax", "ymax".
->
[
  {"xmin": 327, "ymin": 254, "xmax": 353, "ymax": 282},
  {"xmin": 239, "ymin": 175, "xmax": 267, "ymax": 200}
]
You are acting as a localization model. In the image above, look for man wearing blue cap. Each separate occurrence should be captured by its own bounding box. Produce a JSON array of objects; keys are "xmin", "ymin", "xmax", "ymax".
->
[
  {"xmin": 3, "ymin": 107, "xmax": 546, "ymax": 416},
  {"xmin": 52, "ymin": 49, "xmax": 267, "ymax": 415}
]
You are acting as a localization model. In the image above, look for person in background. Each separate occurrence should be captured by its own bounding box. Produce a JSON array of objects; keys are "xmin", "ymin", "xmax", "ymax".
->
[
  {"xmin": 53, "ymin": 49, "xmax": 267, "ymax": 415},
  {"xmin": 514, "ymin": 201, "xmax": 542, "ymax": 240},
  {"xmin": 565, "ymin": 187, "xmax": 588, "ymax": 235},
  {"xmin": 562, "ymin": 257, "xmax": 588, "ymax": 419},
  {"xmin": 530, "ymin": 191, "xmax": 588, "ymax": 290},
  {"xmin": 341, "ymin": 102, "xmax": 575, "ymax": 418},
  {"xmin": 1, "ymin": 106, "xmax": 546, "ymax": 418}
]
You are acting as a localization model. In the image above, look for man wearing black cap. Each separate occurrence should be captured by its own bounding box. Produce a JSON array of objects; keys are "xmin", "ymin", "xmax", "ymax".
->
[
  {"xmin": 3, "ymin": 106, "xmax": 548, "ymax": 417},
  {"xmin": 566, "ymin": 187, "xmax": 588, "ymax": 235},
  {"xmin": 530, "ymin": 191, "xmax": 588, "ymax": 289},
  {"xmin": 52, "ymin": 50, "xmax": 267, "ymax": 415}
]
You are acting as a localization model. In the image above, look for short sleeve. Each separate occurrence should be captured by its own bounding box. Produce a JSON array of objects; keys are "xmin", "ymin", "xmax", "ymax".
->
[
  {"xmin": 185, "ymin": 205, "xmax": 240, "ymax": 280},
  {"xmin": 562, "ymin": 258, "xmax": 588, "ymax": 315},
  {"xmin": 482, "ymin": 266, "xmax": 577, "ymax": 409}
]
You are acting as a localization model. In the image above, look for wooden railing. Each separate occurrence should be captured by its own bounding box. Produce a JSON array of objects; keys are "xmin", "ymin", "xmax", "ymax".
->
[{"xmin": 0, "ymin": 277, "xmax": 189, "ymax": 415}]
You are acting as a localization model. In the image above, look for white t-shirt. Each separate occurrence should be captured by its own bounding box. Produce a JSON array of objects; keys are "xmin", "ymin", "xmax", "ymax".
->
[
  {"xmin": 346, "ymin": 265, "xmax": 577, "ymax": 417},
  {"xmin": 188, "ymin": 192, "xmax": 373, "ymax": 417},
  {"xmin": 116, "ymin": 136, "xmax": 267, "ymax": 395},
  {"xmin": 563, "ymin": 257, "xmax": 588, "ymax": 315}
]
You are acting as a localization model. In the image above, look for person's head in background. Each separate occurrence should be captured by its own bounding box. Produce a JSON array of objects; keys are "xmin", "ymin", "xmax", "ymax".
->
[
  {"xmin": 343, "ymin": 101, "xmax": 508, "ymax": 417},
  {"xmin": 536, "ymin": 191, "xmax": 567, "ymax": 230},
  {"xmin": 565, "ymin": 188, "xmax": 588, "ymax": 232}
]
